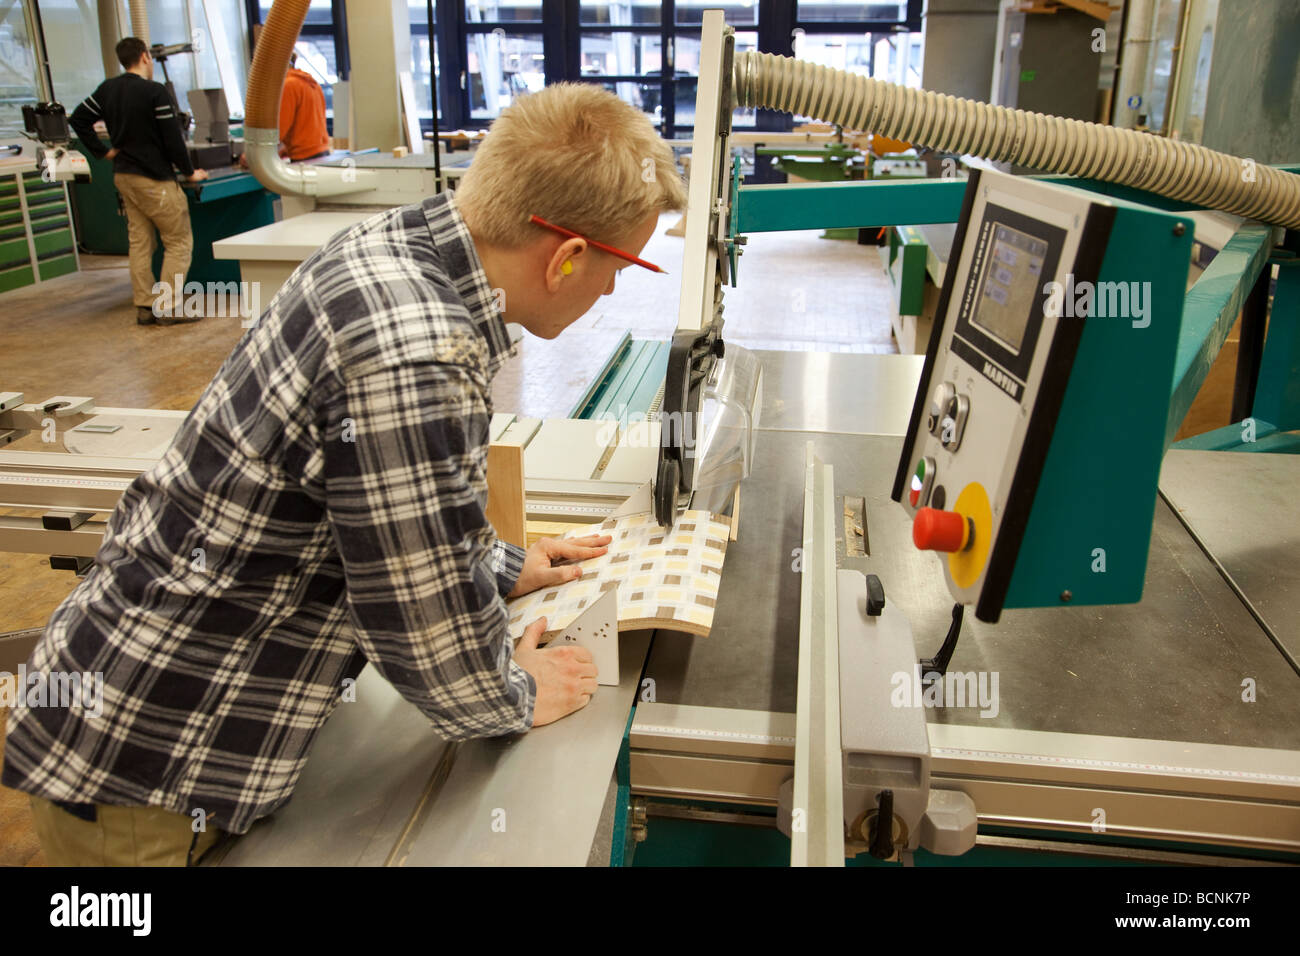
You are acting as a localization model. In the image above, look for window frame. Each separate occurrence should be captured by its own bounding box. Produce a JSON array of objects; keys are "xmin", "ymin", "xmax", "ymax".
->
[{"xmin": 242, "ymin": 0, "xmax": 922, "ymax": 171}]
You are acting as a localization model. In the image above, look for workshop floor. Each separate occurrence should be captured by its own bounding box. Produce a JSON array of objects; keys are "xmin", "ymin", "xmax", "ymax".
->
[
  {"xmin": 570, "ymin": 215, "xmax": 900, "ymax": 353},
  {"xmin": 0, "ymin": 209, "xmax": 1239, "ymax": 866}
]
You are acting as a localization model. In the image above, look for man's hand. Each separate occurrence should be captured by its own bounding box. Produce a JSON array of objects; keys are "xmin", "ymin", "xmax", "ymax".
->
[
  {"xmin": 188, "ymin": 169, "xmax": 210, "ymax": 182},
  {"xmin": 514, "ymin": 617, "xmax": 598, "ymax": 727},
  {"xmin": 507, "ymin": 534, "xmax": 612, "ymax": 599},
  {"xmin": 104, "ymin": 147, "xmax": 119, "ymax": 160}
]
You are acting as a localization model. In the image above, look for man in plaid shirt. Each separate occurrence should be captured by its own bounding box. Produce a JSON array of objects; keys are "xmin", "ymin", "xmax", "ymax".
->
[{"xmin": 3, "ymin": 84, "xmax": 686, "ymax": 864}]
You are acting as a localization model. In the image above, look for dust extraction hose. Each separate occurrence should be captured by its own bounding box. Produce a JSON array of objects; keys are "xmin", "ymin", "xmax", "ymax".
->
[
  {"xmin": 734, "ymin": 51, "xmax": 1300, "ymax": 230},
  {"xmin": 128, "ymin": 0, "xmax": 149, "ymax": 46},
  {"xmin": 244, "ymin": 0, "xmax": 374, "ymax": 196}
]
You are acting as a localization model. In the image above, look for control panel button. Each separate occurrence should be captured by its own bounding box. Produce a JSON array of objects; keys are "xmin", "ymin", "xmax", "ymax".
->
[
  {"xmin": 927, "ymin": 382, "xmax": 955, "ymax": 436},
  {"xmin": 913, "ymin": 507, "xmax": 973, "ymax": 553},
  {"xmin": 939, "ymin": 393, "xmax": 970, "ymax": 451},
  {"xmin": 908, "ymin": 456, "xmax": 936, "ymax": 508}
]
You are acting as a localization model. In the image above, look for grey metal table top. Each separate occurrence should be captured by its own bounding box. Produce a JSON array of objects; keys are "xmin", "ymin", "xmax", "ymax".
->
[
  {"xmin": 213, "ymin": 665, "xmax": 452, "ymax": 866},
  {"xmin": 648, "ymin": 428, "xmax": 1300, "ymax": 751},
  {"xmin": 755, "ymin": 350, "xmax": 924, "ymax": 436},
  {"xmin": 392, "ymin": 632, "xmax": 651, "ymax": 866},
  {"xmin": 640, "ymin": 350, "xmax": 922, "ymax": 713},
  {"xmin": 1159, "ymin": 448, "xmax": 1300, "ymax": 666},
  {"xmin": 214, "ymin": 634, "xmax": 651, "ymax": 866}
]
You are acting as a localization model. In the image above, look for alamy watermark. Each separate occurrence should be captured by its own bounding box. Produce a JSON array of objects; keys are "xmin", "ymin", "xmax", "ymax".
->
[
  {"xmin": 0, "ymin": 665, "xmax": 103, "ymax": 717},
  {"xmin": 151, "ymin": 274, "xmax": 262, "ymax": 328},
  {"xmin": 594, "ymin": 406, "xmax": 701, "ymax": 458},
  {"xmin": 891, "ymin": 665, "xmax": 1000, "ymax": 718},
  {"xmin": 50, "ymin": 886, "xmax": 150, "ymax": 936},
  {"xmin": 1043, "ymin": 273, "xmax": 1151, "ymax": 329}
]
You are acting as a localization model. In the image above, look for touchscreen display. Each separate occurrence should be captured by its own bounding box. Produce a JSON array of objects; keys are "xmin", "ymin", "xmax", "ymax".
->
[{"xmin": 971, "ymin": 223, "xmax": 1048, "ymax": 354}]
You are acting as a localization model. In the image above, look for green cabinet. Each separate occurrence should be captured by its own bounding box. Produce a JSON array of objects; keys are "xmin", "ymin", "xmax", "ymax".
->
[{"xmin": 0, "ymin": 161, "xmax": 79, "ymax": 294}]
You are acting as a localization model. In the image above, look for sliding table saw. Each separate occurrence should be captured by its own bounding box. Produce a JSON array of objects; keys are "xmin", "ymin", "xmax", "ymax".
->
[{"xmin": 2, "ymin": 10, "xmax": 1299, "ymax": 865}]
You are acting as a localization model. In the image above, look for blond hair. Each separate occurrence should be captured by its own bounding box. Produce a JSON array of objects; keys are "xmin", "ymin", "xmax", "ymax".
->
[{"xmin": 455, "ymin": 83, "xmax": 687, "ymax": 248}]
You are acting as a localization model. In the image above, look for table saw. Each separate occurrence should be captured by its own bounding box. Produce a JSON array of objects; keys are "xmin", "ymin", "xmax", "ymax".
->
[{"xmin": 3, "ymin": 8, "xmax": 1299, "ymax": 866}]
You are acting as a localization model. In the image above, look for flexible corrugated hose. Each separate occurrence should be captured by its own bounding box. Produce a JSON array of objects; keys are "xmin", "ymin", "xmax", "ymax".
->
[
  {"xmin": 128, "ymin": 0, "xmax": 149, "ymax": 46},
  {"xmin": 244, "ymin": 0, "xmax": 373, "ymax": 197},
  {"xmin": 734, "ymin": 51, "xmax": 1300, "ymax": 230}
]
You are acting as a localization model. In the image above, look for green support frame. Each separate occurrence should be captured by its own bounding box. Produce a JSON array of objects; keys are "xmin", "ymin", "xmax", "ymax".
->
[
  {"xmin": 1254, "ymin": 259, "xmax": 1300, "ymax": 434},
  {"xmin": 880, "ymin": 224, "xmax": 927, "ymax": 317},
  {"xmin": 570, "ymin": 334, "xmax": 670, "ymax": 421},
  {"xmin": 609, "ymin": 707, "xmax": 636, "ymax": 867},
  {"xmin": 1175, "ymin": 255, "xmax": 1300, "ymax": 453},
  {"xmin": 735, "ymin": 172, "xmax": 1299, "ymax": 457},
  {"xmin": 1166, "ymin": 224, "xmax": 1273, "ymax": 449}
]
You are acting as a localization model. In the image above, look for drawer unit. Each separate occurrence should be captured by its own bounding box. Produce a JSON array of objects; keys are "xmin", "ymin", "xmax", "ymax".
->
[{"xmin": 0, "ymin": 162, "xmax": 79, "ymax": 294}]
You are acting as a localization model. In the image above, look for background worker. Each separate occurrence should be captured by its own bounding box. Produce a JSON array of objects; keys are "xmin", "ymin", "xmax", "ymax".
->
[
  {"xmin": 279, "ymin": 52, "xmax": 331, "ymax": 161},
  {"xmin": 69, "ymin": 37, "xmax": 208, "ymax": 327}
]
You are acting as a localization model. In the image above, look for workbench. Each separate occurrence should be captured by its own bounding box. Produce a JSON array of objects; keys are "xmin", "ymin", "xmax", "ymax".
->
[
  {"xmin": 211, "ymin": 209, "xmax": 373, "ymax": 298},
  {"xmin": 69, "ymin": 143, "xmax": 277, "ymax": 284}
]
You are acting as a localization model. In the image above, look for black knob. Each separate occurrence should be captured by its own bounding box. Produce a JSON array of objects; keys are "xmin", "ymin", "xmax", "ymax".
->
[{"xmin": 865, "ymin": 574, "xmax": 885, "ymax": 616}]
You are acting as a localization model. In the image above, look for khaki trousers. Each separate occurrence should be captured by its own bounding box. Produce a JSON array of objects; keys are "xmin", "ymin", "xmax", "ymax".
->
[
  {"xmin": 29, "ymin": 795, "xmax": 224, "ymax": 866},
  {"xmin": 114, "ymin": 172, "xmax": 194, "ymax": 308}
]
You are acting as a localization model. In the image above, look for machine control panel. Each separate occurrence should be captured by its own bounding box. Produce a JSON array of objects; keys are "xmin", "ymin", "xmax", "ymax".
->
[{"xmin": 892, "ymin": 169, "xmax": 1115, "ymax": 622}]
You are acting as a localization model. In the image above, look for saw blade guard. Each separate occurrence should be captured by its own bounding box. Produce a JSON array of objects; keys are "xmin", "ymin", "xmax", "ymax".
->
[{"xmin": 688, "ymin": 344, "xmax": 763, "ymax": 515}]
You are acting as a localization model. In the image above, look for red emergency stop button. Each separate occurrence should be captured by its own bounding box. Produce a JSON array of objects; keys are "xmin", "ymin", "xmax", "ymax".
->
[{"xmin": 913, "ymin": 507, "xmax": 972, "ymax": 553}]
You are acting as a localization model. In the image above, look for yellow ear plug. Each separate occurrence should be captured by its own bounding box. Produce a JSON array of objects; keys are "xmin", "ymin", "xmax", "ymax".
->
[{"xmin": 561, "ymin": 260, "xmax": 573, "ymax": 275}]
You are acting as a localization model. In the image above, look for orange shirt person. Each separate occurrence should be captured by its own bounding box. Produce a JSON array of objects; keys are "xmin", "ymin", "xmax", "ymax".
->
[{"xmin": 279, "ymin": 54, "xmax": 331, "ymax": 161}]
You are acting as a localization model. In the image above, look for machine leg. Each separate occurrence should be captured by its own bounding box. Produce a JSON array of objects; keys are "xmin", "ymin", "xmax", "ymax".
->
[
  {"xmin": 1231, "ymin": 269, "xmax": 1271, "ymax": 423},
  {"xmin": 608, "ymin": 707, "xmax": 636, "ymax": 867}
]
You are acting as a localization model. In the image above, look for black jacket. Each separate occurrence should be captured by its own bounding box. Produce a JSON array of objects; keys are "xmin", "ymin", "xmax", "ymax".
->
[{"xmin": 70, "ymin": 72, "xmax": 194, "ymax": 180}]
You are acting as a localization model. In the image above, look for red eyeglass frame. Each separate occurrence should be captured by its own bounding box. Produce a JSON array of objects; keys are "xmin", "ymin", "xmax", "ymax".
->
[{"xmin": 529, "ymin": 215, "xmax": 667, "ymax": 275}]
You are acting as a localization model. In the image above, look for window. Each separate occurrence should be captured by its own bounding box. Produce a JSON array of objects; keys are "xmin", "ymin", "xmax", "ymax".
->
[
  {"xmin": 796, "ymin": 1, "xmax": 911, "ymax": 23},
  {"xmin": 293, "ymin": 36, "xmax": 340, "ymax": 114},
  {"xmin": 467, "ymin": 32, "xmax": 545, "ymax": 119},
  {"xmin": 247, "ymin": 0, "xmax": 347, "ymax": 125},
  {"xmin": 466, "ymin": 0, "xmax": 543, "ymax": 24},
  {"xmin": 410, "ymin": 20, "xmax": 440, "ymax": 125},
  {"xmin": 792, "ymin": 31, "xmax": 922, "ymax": 86},
  {"xmin": 791, "ymin": 0, "xmax": 922, "ymax": 121},
  {"xmin": 672, "ymin": 30, "xmax": 757, "ymax": 128},
  {"xmin": 580, "ymin": 33, "xmax": 662, "ymax": 77},
  {"xmin": 257, "ymin": 0, "xmax": 334, "ymax": 24},
  {"xmin": 400, "ymin": 3, "xmax": 922, "ymax": 156},
  {"xmin": 460, "ymin": 0, "xmax": 545, "ymax": 121},
  {"xmin": 674, "ymin": 0, "xmax": 757, "ymax": 27},
  {"xmin": 568, "ymin": 2, "xmax": 760, "ymax": 135},
  {"xmin": 581, "ymin": 0, "xmax": 661, "ymax": 27},
  {"xmin": 0, "ymin": 2, "xmax": 36, "ymax": 138}
]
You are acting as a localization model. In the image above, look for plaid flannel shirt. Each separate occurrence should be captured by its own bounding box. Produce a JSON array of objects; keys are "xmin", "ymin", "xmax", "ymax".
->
[{"xmin": 2, "ymin": 193, "xmax": 535, "ymax": 834}]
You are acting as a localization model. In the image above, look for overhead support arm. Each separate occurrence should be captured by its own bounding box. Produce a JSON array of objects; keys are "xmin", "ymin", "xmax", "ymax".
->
[{"xmin": 1166, "ymin": 223, "xmax": 1275, "ymax": 450}]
